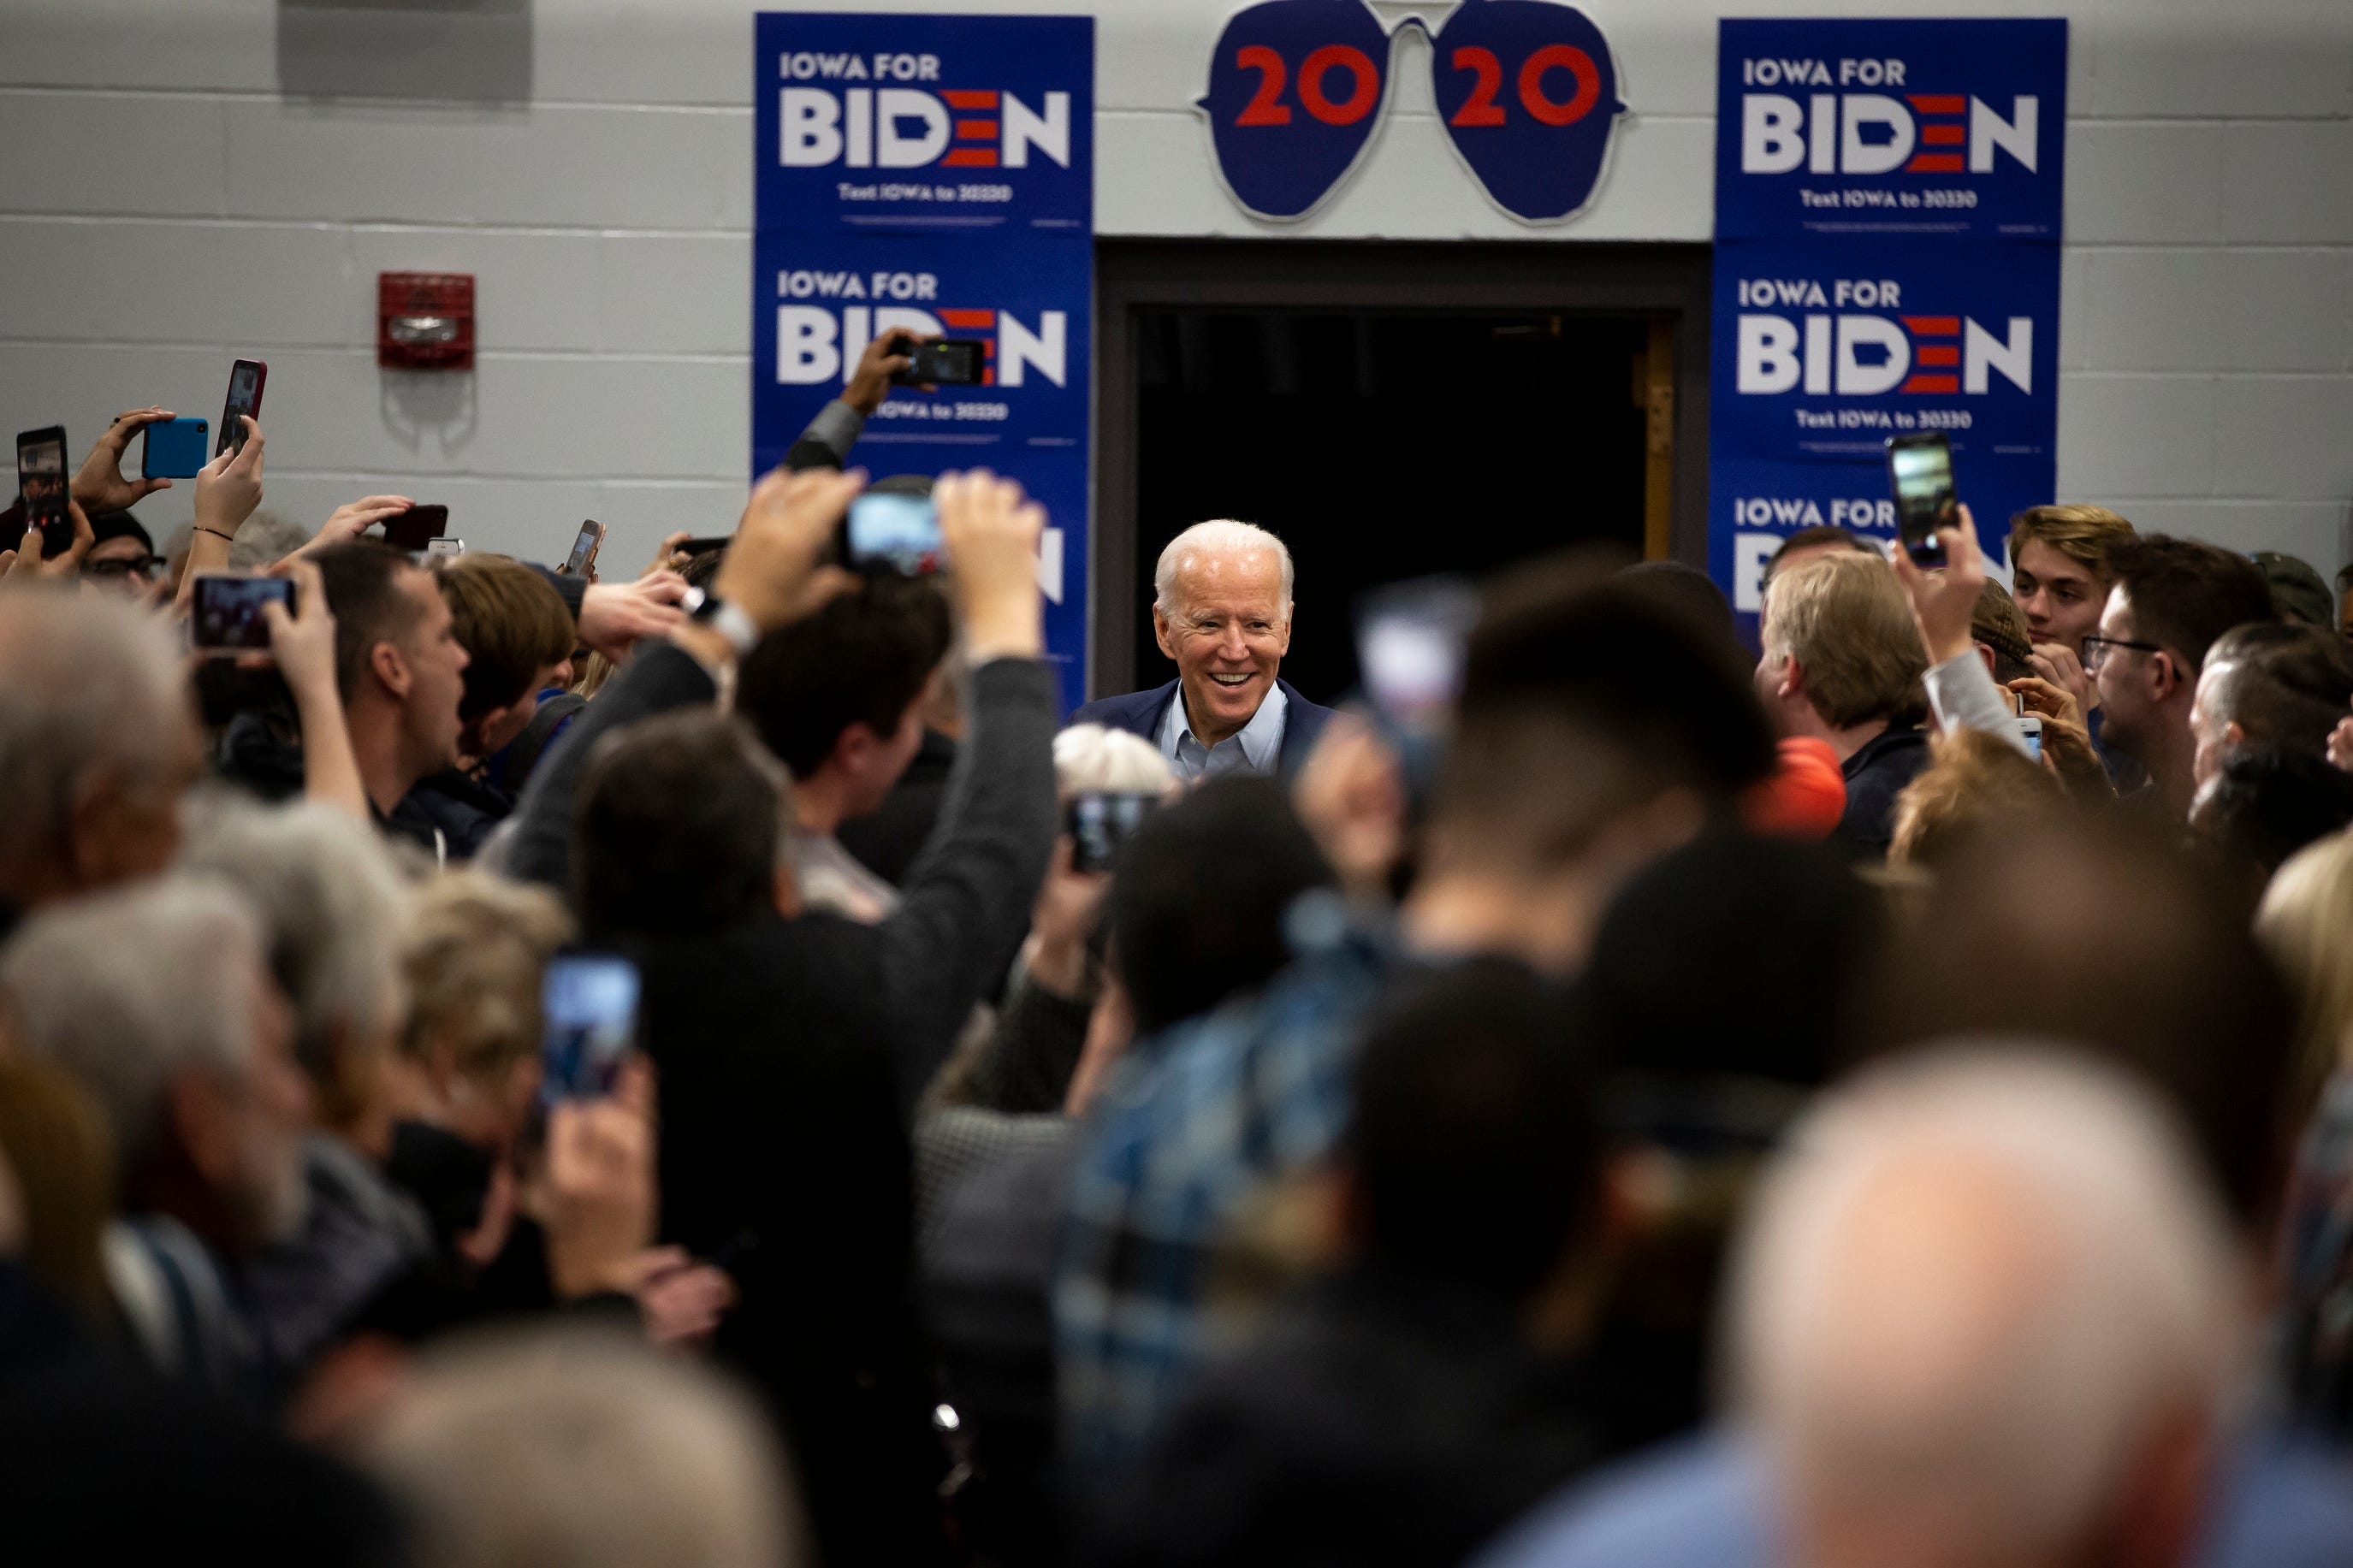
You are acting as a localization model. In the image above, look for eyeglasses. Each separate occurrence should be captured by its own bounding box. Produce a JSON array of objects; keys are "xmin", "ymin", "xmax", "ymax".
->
[
  {"xmin": 2081, "ymin": 633, "xmax": 2161, "ymax": 672},
  {"xmin": 84, "ymin": 555, "xmax": 162, "ymax": 581}
]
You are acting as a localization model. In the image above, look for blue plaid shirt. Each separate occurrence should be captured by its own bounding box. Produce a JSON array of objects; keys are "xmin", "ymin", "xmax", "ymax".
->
[{"xmin": 1054, "ymin": 896, "xmax": 1393, "ymax": 1470}]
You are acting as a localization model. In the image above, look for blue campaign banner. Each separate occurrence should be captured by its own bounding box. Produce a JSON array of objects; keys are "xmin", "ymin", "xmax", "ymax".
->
[
  {"xmin": 750, "ymin": 228, "xmax": 1093, "ymax": 711},
  {"xmin": 754, "ymin": 12, "xmax": 1094, "ymax": 713},
  {"xmin": 756, "ymin": 12, "xmax": 1093, "ymax": 234},
  {"xmin": 1715, "ymin": 18, "xmax": 2066, "ymax": 243},
  {"xmin": 1706, "ymin": 239, "xmax": 2060, "ymax": 620}
]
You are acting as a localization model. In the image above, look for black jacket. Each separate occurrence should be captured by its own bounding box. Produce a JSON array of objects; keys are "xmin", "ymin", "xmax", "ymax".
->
[
  {"xmin": 1082, "ymin": 1263, "xmax": 1608, "ymax": 1568},
  {"xmin": 1834, "ymin": 725, "xmax": 1932, "ymax": 859}
]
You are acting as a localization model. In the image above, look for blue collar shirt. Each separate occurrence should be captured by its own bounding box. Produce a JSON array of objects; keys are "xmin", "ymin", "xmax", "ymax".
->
[{"xmin": 1157, "ymin": 680, "xmax": 1288, "ymax": 783}]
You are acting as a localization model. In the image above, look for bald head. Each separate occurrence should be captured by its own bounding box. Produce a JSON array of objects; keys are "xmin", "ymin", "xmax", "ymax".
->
[
  {"xmin": 1734, "ymin": 1049, "xmax": 2242, "ymax": 1568},
  {"xmin": 1153, "ymin": 519, "xmax": 1293, "ymax": 621}
]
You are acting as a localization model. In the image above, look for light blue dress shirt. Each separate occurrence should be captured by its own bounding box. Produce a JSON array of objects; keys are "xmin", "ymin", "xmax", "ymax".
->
[{"xmin": 1156, "ymin": 682, "xmax": 1289, "ymax": 782}]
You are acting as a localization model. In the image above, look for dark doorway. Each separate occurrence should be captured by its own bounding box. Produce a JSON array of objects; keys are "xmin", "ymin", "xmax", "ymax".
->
[
  {"xmin": 1132, "ymin": 309, "xmax": 1650, "ymax": 703},
  {"xmin": 1092, "ymin": 240, "xmax": 1714, "ymax": 702}
]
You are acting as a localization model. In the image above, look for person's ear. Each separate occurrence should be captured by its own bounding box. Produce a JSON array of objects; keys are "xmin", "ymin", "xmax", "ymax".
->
[
  {"xmin": 2225, "ymin": 719, "xmax": 2247, "ymax": 751},
  {"xmin": 1974, "ymin": 641, "xmax": 1998, "ymax": 681},
  {"xmin": 1776, "ymin": 653, "xmax": 1805, "ymax": 704},
  {"xmin": 370, "ymin": 640, "xmax": 414, "ymax": 701},
  {"xmin": 1272, "ymin": 603, "xmax": 1293, "ymax": 658},
  {"xmin": 1152, "ymin": 603, "xmax": 1177, "ymax": 662},
  {"xmin": 2151, "ymin": 651, "xmax": 2184, "ymax": 702},
  {"xmin": 832, "ymin": 722, "xmax": 878, "ymax": 778}
]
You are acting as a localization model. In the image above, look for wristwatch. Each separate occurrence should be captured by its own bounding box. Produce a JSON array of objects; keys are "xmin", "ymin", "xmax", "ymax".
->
[{"xmin": 688, "ymin": 589, "xmax": 762, "ymax": 658}]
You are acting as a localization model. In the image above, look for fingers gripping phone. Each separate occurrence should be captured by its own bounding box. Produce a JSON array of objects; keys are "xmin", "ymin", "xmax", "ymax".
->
[
  {"xmin": 564, "ymin": 520, "xmax": 607, "ymax": 577},
  {"xmin": 15, "ymin": 425, "xmax": 70, "ymax": 557},
  {"xmin": 1886, "ymin": 432, "xmax": 1958, "ymax": 570},
  {"xmin": 892, "ymin": 340, "xmax": 987, "ymax": 387},
  {"xmin": 540, "ymin": 955, "xmax": 641, "ymax": 1109},
  {"xmin": 191, "ymin": 574, "xmax": 294, "ymax": 654},
  {"xmin": 216, "ymin": 358, "xmax": 267, "ymax": 458}
]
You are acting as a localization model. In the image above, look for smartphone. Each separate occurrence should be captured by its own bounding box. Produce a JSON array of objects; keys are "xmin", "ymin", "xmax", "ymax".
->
[
  {"xmin": 1356, "ymin": 577, "xmax": 1478, "ymax": 731},
  {"xmin": 845, "ymin": 491, "xmax": 942, "ymax": 574},
  {"xmin": 1885, "ymin": 432, "xmax": 1957, "ymax": 570},
  {"xmin": 381, "ymin": 504, "xmax": 449, "ymax": 553},
  {"xmin": 2018, "ymin": 713, "xmax": 2044, "ymax": 760},
  {"xmin": 892, "ymin": 340, "xmax": 987, "ymax": 387},
  {"xmin": 139, "ymin": 417, "xmax": 210, "ymax": 480},
  {"xmin": 426, "ymin": 537, "xmax": 464, "ymax": 559},
  {"xmin": 14, "ymin": 426, "xmax": 69, "ymax": 557},
  {"xmin": 540, "ymin": 954, "xmax": 641, "ymax": 1107},
  {"xmin": 215, "ymin": 358, "xmax": 267, "ymax": 457},
  {"xmin": 563, "ymin": 519, "xmax": 607, "ymax": 576},
  {"xmin": 1066, "ymin": 791, "xmax": 1159, "ymax": 875},
  {"xmin": 191, "ymin": 574, "xmax": 294, "ymax": 653}
]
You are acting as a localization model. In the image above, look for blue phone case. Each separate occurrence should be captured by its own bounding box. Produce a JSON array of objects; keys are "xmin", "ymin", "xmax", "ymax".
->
[{"xmin": 140, "ymin": 417, "xmax": 210, "ymax": 479}]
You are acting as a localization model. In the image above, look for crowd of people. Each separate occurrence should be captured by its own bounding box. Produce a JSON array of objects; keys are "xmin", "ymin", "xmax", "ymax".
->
[{"xmin": 7, "ymin": 329, "xmax": 2353, "ymax": 1568}]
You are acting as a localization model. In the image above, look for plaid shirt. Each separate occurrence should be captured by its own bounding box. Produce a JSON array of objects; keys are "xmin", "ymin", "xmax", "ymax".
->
[{"xmin": 1054, "ymin": 897, "xmax": 1391, "ymax": 1470}]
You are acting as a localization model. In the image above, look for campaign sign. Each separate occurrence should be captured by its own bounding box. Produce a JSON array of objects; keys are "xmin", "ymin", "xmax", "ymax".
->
[
  {"xmin": 751, "ymin": 229, "xmax": 1093, "ymax": 710},
  {"xmin": 1427, "ymin": 0, "xmax": 1626, "ymax": 223},
  {"xmin": 756, "ymin": 12, "xmax": 1093, "ymax": 234},
  {"xmin": 1706, "ymin": 240, "xmax": 2060, "ymax": 620},
  {"xmin": 1715, "ymin": 18, "xmax": 2067, "ymax": 242}
]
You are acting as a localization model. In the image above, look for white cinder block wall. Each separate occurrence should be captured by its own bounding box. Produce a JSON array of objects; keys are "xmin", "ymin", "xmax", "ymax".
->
[{"xmin": 2, "ymin": 0, "xmax": 2348, "ymax": 581}]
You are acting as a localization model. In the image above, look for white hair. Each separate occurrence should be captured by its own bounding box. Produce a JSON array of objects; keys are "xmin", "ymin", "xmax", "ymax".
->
[
  {"xmin": 366, "ymin": 1323, "xmax": 803, "ymax": 1568},
  {"xmin": 0, "ymin": 877, "xmax": 264, "ymax": 1175},
  {"xmin": 1052, "ymin": 723, "xmax": 1178, "ymax": 801},
  {"xmin": 1153, "ymin": 519, "xmax": 1294, "ymax": 619},
  {"xmin": 178, "ymin": 790, "xmax": 413, "ymax": 1072},
  {"xmin": 0, "ymin": 589, "xmax": 187, "ymax": 888},
  {"xmin": 1730, "ymin": 1044, "xmax": 2244, "ymax": 1563}
]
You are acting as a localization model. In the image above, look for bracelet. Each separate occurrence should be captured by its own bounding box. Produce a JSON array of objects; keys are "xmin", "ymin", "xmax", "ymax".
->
[{"xmin": 197, "ymin": 526, "xmax": 235, "ymax": 542}]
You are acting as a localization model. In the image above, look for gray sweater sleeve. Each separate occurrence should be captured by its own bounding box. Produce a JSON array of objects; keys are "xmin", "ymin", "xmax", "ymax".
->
[
  {"xmin": 505, "ymin": 642, "xmax": 719, "ymax": 892},
  {"xmin": 871, "ymin": 658, "xmax": 1061, "ymax": 1108},
  {"xmin": 1924, "ymin": 651, "xmax": 2034, "ymax": 759}
]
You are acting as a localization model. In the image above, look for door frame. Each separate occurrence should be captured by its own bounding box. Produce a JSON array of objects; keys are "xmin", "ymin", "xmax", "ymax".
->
[{"xmin": 1090, "ymin": 238, "xmax": 1715, "ymax": 699}]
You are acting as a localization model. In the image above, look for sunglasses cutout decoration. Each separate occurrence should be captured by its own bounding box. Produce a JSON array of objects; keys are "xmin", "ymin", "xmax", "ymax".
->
[{"xmin": 1200, "ymin": 0, "xmax": 1627, "ymax": 224}]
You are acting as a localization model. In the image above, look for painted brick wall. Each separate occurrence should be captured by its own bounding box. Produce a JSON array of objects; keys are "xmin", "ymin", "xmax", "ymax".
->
[{"xmin": 1, "ymin": 0, "xmax": 2347, "ymax": 579}]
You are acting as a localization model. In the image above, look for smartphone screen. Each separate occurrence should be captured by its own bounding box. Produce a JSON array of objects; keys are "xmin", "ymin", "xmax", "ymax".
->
[
  {"xmin": 1356, "ymin": 577, "xmax": 1478, "ymax": 730},
  {"xmin": 381, "ymin": 504, "xmax": 449, "ymax": 553},
  {"xmin": 540, "ymin": 955, "xmax": 641, "ymax": 1107},
  {"xmin": 1886, "ymin": 433, "xmax": 1957, "ymax": 569},
  {"xmin": 15, "ymin": 427, "xmax": 68, "ymax": 549},
  {"xmin": 1066, "ymin": 791, "xmax": 1158, "ymax": 875},
  {"xmin": 894, "ymin": 340, "xmax": 986, "ymax": 387},
  {"xmin": 564, "ymin": 520, "xmax": 606, "ymax": 576},
  {"xmin": 216, "ymin": 359, "xmax": 266, "ymax": 457},
  {"xmin": 846, "ymin": 492, "xmax": 942, "ymax": 574},
  {"xmin": 191, "ymin": 575, "xmax": 294, "ymax": 652}
]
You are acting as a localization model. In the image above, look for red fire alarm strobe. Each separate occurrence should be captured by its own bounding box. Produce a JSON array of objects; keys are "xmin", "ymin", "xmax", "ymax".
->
[{"xmin": 378, "ymin": 272, "xmax": 475, "ymax": 370}]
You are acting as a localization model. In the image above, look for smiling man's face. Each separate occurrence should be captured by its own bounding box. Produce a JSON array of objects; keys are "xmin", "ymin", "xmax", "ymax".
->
[{"xmin": 1153, "ymin": 546, "xmax": 1291, "ymax": 749}]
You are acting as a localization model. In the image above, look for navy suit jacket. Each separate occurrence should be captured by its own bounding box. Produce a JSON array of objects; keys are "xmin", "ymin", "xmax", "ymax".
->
[{"xmin": 1069, "ymin": 677, "xmax": 1334, "ymax": 778}]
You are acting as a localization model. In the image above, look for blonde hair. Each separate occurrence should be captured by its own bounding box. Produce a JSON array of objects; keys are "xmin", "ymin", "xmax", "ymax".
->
[
  {"xmin": 1052, "ymin": 723, "xmax": 1177, "ymax": 801},
  {"xmin": 400, "ymin": 873, "xmax": 574, "ymax": 1086},
  {"xmin": 1763, "ymin": 552, "xmax": 1927, "ymax": 730},
  {"xmin": 1890, "ymin": 729, "xmax": 2064, "ymax": 871},
  {"xmin": 2256, "ymin": 829, "xmax": 2353, "ymax": 1122},
  {"xmin": 2009, "ymin": 505, "xmax": 2136, "ymax": 581}
]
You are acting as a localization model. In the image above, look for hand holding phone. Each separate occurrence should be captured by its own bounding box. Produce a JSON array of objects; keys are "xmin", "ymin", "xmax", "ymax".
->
[{"xmin": 216, "ymin": 359, "xmax": 267, "ymax": 458}]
